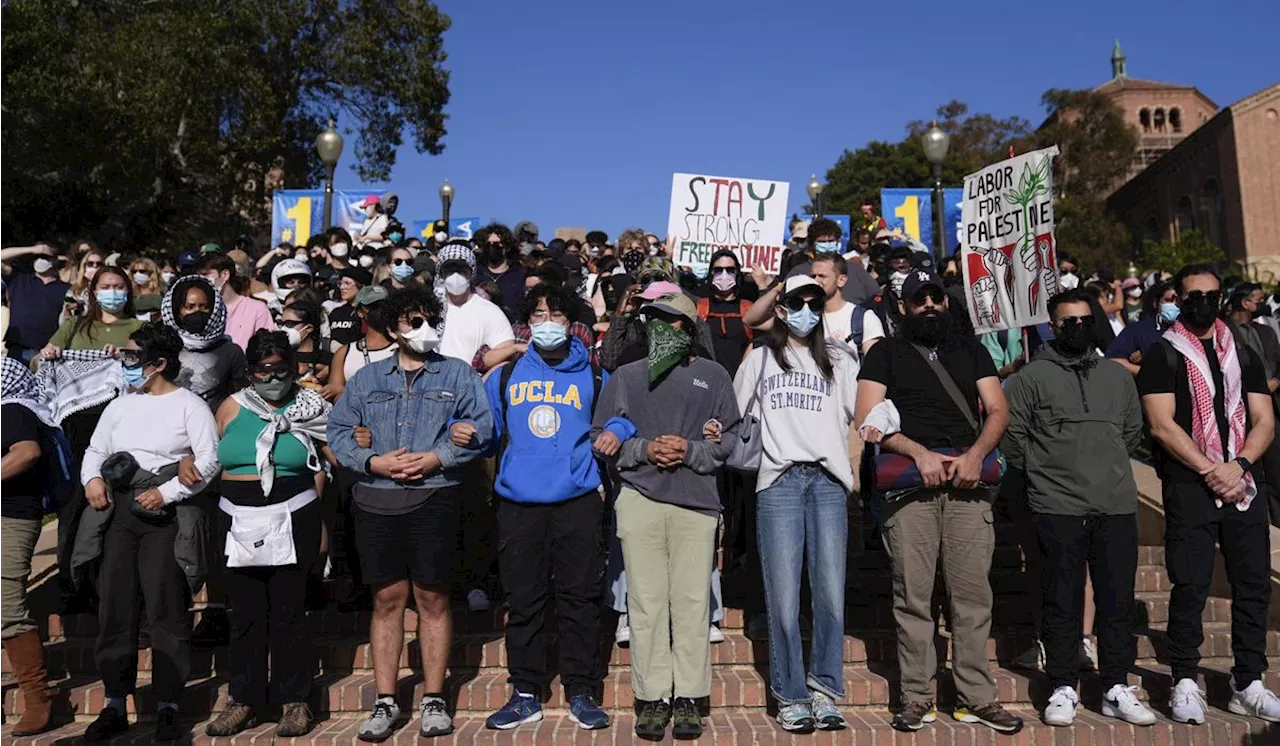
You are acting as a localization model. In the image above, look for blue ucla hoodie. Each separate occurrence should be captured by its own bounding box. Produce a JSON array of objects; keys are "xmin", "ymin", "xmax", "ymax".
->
[{"xmin": 484, "ymin": 338, "xmax": 635, "ymax": 504}]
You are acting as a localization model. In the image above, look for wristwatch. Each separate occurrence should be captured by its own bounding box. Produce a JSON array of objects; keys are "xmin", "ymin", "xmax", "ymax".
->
[{"xmin": 1234, "ymin": 456, "xmax": 1252, "ymax": 472}]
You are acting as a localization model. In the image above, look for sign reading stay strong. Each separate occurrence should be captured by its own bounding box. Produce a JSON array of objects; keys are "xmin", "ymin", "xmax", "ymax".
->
[{"xmin": 666, "ymin": 172, "xmax": 790, "ymax": 275}]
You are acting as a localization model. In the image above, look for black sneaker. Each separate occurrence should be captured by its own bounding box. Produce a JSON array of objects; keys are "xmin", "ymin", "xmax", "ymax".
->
[
  {"xmin": 84, "ymin": 706, "xmax": 129, "ymax": 742},
  {"xmin": 671, "ymin": 697, "xmax": 703, "ymax": 740},
  {"xmin": 155, "ymin": 706, "xmax": 184, "ymax": 742},
  {"xmin": 892, "ymin": 700, "xmax": 937, "ymax": 732},
  {"xmin": 191, "ymin": 608, "xmax": 230, "ymax": 647},
  {"xmin": 634, "ymin": 699, "xmax": 672, "ymax": 741}
]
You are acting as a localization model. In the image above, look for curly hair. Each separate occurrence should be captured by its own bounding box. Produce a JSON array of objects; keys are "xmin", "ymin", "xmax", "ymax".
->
[
  {"xmin": 475, "ymin": 223, "xmax": 517, "ymax": 263},
  {"xmin": 616, "ymin": 228, "xmax": 647, "ymax": 253},
  {"xmin": 519, "ymin": 282, "xmax": 579, "ymax": 325},
  {"xmin": 384, "ymin": 286, "xmax": 444, "ymax": 330},
  {"xmin": 129, "ymin": 322, "xmax": 185, "ymax": 382},
  {"xmin": 807, "ymin": 218, "xmax": 843, "ymax": 244}
]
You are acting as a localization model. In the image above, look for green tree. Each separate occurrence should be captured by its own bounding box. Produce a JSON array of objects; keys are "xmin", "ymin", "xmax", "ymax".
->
[
  {"xmin": 1141, "ymin": 229, "xmax": 1226, "ymax": 274},
  {"xmin": 2, "ymin": 0, "xmax": 452, "ymax": 250}
]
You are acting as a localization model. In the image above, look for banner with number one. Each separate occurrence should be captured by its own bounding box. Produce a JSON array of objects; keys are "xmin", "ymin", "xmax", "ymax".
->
[
  {"xmin": 271, "ymin": 190, "xmax": 378, "ymax": 246},
  {"xmin": 879, "ymin": 188, "xmax": 964, "ymax": 253}
]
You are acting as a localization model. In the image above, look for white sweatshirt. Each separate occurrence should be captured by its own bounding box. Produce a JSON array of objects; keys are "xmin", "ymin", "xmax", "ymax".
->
[
  {"xmin": 734, "ymin": 343, "xmax": 859, "ymax": 493},
  {"xmin": 81, "ymin": 387, "xmax": 221, "ymax": 504}
]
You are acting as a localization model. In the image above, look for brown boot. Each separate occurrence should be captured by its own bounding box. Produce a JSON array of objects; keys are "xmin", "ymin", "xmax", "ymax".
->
[{"xmin": 2, "ymin": 629, "xmax": 54, "ymax": 736}]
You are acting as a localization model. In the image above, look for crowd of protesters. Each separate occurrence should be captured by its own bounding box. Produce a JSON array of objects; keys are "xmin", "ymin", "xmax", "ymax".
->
[{"xmin": 1, "ymin": 197, "xmax": 1277, "ymax": 742}]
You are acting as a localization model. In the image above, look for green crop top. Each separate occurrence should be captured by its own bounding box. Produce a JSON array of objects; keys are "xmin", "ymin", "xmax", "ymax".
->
[{"xmin": 218, "ymin": 401, "xmax": 313, "ymax": 477}]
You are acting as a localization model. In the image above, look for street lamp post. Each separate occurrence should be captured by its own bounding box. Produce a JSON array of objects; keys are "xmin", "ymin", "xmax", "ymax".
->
[
  {"xmin": 439, "ymin": 179, "xmax": 454, "ymax": 232},
  {"xmin": 315, "ymin": 120, "xmax": 344, "ymax": 231},
  {"xmin": 806, "ymin": 174, "xmax": 825, "ymax": 219},
  {"xmin": 921, "ymin": 120, "xmax": 951, "ymax": 261}
]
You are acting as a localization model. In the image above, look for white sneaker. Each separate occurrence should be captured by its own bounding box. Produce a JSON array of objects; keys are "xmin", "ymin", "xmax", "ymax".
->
[
  {"xmin": 1043, "ymin": 685, "xmax": 1078, "ymax": 726},
  {"xmin": 1079, "ymin": 637, "xmax": 1098, "ymax": 671},
  {"xmin": 615, "ymin": 614, "xmax": 630, "ymax": 646},
  {"xmin": 1011, "ymin": 639, "xmax": 1045, "ymax": 671},
  {"xmin": 467, "ymin": 588, "xmax": 491, "ymax": 612},
  {"xmin": 708, "ymin": 624, "xmax": 724, "ymax": 644},
  {"xmin": 1102, "ymin": 684, "xmax": 1156, "ymax": 726},
  {"xmin": 1170, "ymin": 678, "xmax": 1208, "ymax": 725},
  {"xmin": 1228, "ymin": 680, "xmax": 1280, "ymax": 723}
]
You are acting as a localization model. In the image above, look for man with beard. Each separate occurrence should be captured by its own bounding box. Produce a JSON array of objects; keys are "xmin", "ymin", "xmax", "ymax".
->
[
  {"xmin": 476, "ymin": 223, "xmax": 526, "ymax": 311},
  {"xmin": 854, "ymin": 269, "xmax": 1022, "ymax": 735}
]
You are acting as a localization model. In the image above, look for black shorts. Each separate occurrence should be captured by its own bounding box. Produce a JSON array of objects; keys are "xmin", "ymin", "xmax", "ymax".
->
[{"xmin": 352, "ymin": 487, "xmax": 463, "ymax": 589}]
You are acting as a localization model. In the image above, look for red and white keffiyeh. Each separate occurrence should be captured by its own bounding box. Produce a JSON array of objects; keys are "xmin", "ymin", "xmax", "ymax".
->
[{"xmin": 1163, "ymin": 319, "xmax": 1255, "ymax": 510}]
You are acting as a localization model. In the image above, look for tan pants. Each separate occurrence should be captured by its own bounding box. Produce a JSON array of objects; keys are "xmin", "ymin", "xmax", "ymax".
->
[
  {"xmin": 615, "ymin": 486, "xmax": 717, "ymax": 701},
  {"xmin": 1, "ymin": 518, "xmax": 43, "ymax": 640},
  {"xmin": 882, "ymin": 490, "xmax": 996, "ymax": 706}
]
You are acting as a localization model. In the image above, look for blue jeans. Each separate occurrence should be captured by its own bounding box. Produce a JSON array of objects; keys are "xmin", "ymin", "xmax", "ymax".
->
[{"xmin": 757, "ymin": 464, "xmax": 848, "ymax": 704}]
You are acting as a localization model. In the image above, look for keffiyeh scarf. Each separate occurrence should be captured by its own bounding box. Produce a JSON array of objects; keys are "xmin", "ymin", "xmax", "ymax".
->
[
  {"xmin": 162, "ymin": 276, "xmax": 228, "ymax": 351},
  {"xmin": 1, "ymin": 357, "xmax": 56, "ymax": 427},
  {"xmin": 231, "ymin": 386, "xmax": 331, "ymax": 496},
  {"xmin": 33, "ymin": 349, "xmax": 124, "ymax": 425},
  {"xmin": 1164, "ymin": 319, "xmax": 1255, "ymax": 510},
  {"xmin": 431, "ymin": 242, "xmax": 478, "ymax": 335}
]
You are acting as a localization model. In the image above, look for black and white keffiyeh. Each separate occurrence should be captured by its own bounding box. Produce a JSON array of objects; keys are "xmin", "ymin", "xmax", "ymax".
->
[
  {"xmin": 1, "ymin": 357, "xmax": 56, "ymax": 427},
  {"xmin": 32, "ymin": 349, "xmax": 125, "ymax": 425},
  {"xmin": 230, "ymin": 386, "xmax": 331, "ymax": 495},
  {"xmin": 162, "ymin": 275, "xmax": 228, "ymax": 351}
]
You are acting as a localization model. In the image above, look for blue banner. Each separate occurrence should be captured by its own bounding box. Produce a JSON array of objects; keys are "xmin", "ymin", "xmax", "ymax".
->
[
  {"xmin": 409, "ymin": 217, "xmax": 483, "ymax": 241},
  {"xmin": 271, "ymin": 189, "xmax": 380, "ymax": 246},
  {"xmin": 879, "ymin": 188, "xmax": 964, "ymax": 253},
  {"xmin": 783, "ymin": 214, "xmax": 852, "ymax": 251}
]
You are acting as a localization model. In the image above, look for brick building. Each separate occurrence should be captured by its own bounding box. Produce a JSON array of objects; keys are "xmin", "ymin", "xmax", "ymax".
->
[{"xmin": 1106, "ymin": 82, "xmax": 1280, "ymax": 272}]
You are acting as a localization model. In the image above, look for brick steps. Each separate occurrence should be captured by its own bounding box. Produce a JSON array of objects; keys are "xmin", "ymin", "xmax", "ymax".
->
[{"xmin": 6, "ymin": 706, "xmax": 1276, "ymax": 745}]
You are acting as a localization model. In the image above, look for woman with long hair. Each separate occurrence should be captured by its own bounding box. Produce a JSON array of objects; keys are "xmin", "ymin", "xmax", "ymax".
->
[
  {"xmin": 733, "ymin": 276, "xmax": 859, "ymax": 734},
  {"xmin": 203, "ymin": 330, "xmax": 329, "ymax": 738},
  {"xmin": 59, "ymin": 239, "xmax": 97, "ymax": 284},
  {"xmin": 129, "ymin": 256, "xmax": 165, "ymax": 298},
  {"xmin": 385, "ymin": 246, "xmax": 420, "ymax": 290},
  {"xmin": 279, "ymin": 301, "xmax": 330, "ymax": 390},
  {"xmin": 40, "ymin": 266, "xmax": 141, "ymax": 360},
  {"xmin": 70, "ymin": 250, "xmax": 106, "ymax": 302}
]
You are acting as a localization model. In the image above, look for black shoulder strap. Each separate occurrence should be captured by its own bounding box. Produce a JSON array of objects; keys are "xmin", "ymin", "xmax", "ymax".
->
[
  {"xmin": 909, "ymin": 342, "xmax": 979, "ymax": 435},
  {"xmin": 589, "ymin": 362, "xmax": 604, "ymax": 416},
  {"xmin": 498, "ymin": 354, "xmax": 523, "ymax": 421}
]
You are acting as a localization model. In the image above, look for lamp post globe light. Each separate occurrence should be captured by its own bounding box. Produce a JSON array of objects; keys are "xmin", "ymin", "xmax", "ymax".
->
[
  {"xmin": 921, "ymin": 120, "xmax": 951, "ymax": 260},
  {"xmin": 439, "ymin": 179, "xmax": 454, "ymax": 230},
  {"xmin": 807, "ymin": 174, "xmax": 825, "ymax": 219},
  {"xmin": 315, "ymin": 120, "xmax": 344, "ymax": 231}
]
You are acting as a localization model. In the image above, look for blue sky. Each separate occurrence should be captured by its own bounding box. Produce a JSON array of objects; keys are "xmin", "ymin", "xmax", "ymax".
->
[{"xmin": 333, "ymin": 0, "xmax": 1280, "ymax": 242}]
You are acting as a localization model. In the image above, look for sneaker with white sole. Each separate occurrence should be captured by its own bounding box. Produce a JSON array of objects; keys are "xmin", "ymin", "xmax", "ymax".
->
[
  {"xmin": 1042, "ymin": 686, "xmax": 1078, "ymax": 727},
  {"xmin": 1011, "ymin": 639, "xmax": 1045, "ymax": 671},
  {"xmin": 615, "ymin": 614, "xmax": 630, "ymax": 646},
  {"xmin": 1079, "ymin": 637, "xmax": 1098, "ymax": 671},
  {"xmin": 419, "ymin": 696, "xmax": 453, "ymax": 738},
  {"xmin": 358, "ymin": 698, "xmax": 401, "ymax": 742},
  {"xmin": 709, "ymin": 624, "xmax": 724, "ymax": 643},
  {"xmin": 1228, "ymin": 680, "xmax": 1280, "ymax": 723},
  {"xmin": 1170, "ymin": 678, "xmax": 1208, "ymax": 725},
  {"xmin": 1102, "ymin": 684, "xmax": 1155, "ymax": 726},
  {"xmin": 467, "ymin": 588, "xmax": 491, "ymax": 612}
]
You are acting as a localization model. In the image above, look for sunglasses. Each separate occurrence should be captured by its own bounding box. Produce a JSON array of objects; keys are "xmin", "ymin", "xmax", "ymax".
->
[
  {"xmin": 712, "ymin": 267, "xmax": 736, "ymax": 276},
  {"xmin": 639, "ymin": 272, "xmax": 671, "ymax": 284},
  {"xmin": 911, "ymin": 288, "xmax": 946, "ymax": 306},
  {"xmin": 391, "ymin": 258, "xmax": 413, "ymax": 267},
  {"xmin": 1183, "ymin": 290, "xmax": 1222, "ymax": 305},
  {"xmin": 131, "ymin": 268, "xmax": 152, "ymax": 275},
  {"xmin": 785, "ymin": 295, "xmax": 823, "ymax": 313},
  {"xmin": 279, "ymin": 319, "xmax": 308, "ymax": 328},
  {"xmin": 401, "ymin": 315, "xmax": 430, "ymax": 330},
  {"xmin": 85, "ymin": 260, "xmax": 103, "ymax": 268},
  {"xmin": 1057, "ymin": 315, "xmax": 1095, "ymax": 328}
]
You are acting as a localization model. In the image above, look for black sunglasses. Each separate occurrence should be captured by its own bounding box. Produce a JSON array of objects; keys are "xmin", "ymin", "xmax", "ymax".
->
[
  {"xmin": 785, "ymin": 296, "xmax": 823, "ymax": 313},
  {"xmin": 1182, "ymin": 290, "xmax": 1222, "ymax": 305},
  {"xmin": 712, "ymin": 267, "xmax": 736, "ymax": 276},
  {"xmin": 1057, "ymin": 315, "xmax": 1095, "ymax": 328},
  {"xmin": 391, "ymin": 258, "xmax": 412, "ymax": 267},
  {"xmin": 911, "ymin": 288, "xmax": 946, "ymax": 306},
  {"xmin": 401, "ymin": 315, "xmax": 429, "ymax": 329}
]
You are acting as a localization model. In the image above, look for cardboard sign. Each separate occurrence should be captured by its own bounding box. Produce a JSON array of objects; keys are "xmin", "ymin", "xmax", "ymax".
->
[
  {"xmin": 666, "ymin": 173, "xmax": 790, "ymax": 274},
  {"xmin": 960, "ymin": 146, "xmax": 1061, "ymax": 334}
]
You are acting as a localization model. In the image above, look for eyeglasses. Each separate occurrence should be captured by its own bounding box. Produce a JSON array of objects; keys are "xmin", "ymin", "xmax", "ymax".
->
[
  {"xmin": 530, "ymin": 309, "xmax": 569, "ymax": 323},
  {"xmin": 391, "ymin": 258, "xmax": 412, "ymax": 267},
  {"xmin": 712, "ymin": 267, "xmax": 736, "ymax": 276},
  {"xmin": 911, "ymin": 288, "xmax": 946, "ymax": 306},
  {"xmin": 118, "ymin": 351, "xmax": 143, "ymax": 367},
  {"xmin": 785, "ymin": 296, "xmax": 823, "ymax": 313}
]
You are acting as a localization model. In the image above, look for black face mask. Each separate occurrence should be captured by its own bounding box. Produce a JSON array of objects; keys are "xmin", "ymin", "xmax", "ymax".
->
[
  {"xmin": 1053, "ymin": 321, "xmax": 1094, "ymax": 356},
  {"xmin": 1252, "ymin": 305, "xmax": 1270, "ymax": 319},
  {"xmin": 902, "ymin": 309, "xmax": 952, "ymax": 347},
  {"xmin": 1180, "ymin": 295, "xmax": 1219, "ymax": 329},
  {"xmin": 179, "ymin": 311, "xmax": 210, "ymax": 333},
  {"xmin": 484, "ymin": 245, "xmax": 505, "ymax": 265}
]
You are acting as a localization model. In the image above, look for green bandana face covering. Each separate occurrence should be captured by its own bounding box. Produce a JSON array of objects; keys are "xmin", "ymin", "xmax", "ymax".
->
[{"xmin": 647, "ymin": 318, "xmax": 691, "ymax": 386}]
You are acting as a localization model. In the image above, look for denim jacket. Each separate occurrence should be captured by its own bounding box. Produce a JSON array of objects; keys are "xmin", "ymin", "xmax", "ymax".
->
[{"xmin": 328, "ymin": 352, "xmax": 493, "ymax": 489}]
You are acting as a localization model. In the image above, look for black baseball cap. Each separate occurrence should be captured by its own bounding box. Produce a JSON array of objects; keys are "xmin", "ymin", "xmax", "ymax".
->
[{"xmin": 900, "ymin": 268, "xmax": 945, "ymax": 302}]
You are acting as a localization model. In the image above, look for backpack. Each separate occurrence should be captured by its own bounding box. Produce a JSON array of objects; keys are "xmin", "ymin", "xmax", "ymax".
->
[
  {"xmin": 696, "ymin": 297, "xmax": 753, "ymax": 342},
  {"xmin": 38, "ymin": 424, "xmax": 75, "ymax": 514},
  {"xmin": 497, "ymin": 354, "xmax": 605, "ymax": 454}
]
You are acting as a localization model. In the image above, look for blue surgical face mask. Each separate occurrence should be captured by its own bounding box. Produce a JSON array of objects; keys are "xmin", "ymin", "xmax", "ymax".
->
[
  {"xmin": 388, "ymin": 232, "xmax": 404, "ymax": 244},
  {"xmin": 1160, "ymin": 302, "xmax": 1181, "ymax": 325},
  {"xmin": 530, "ymin": 320, "xmax": 568, "ymax": 350},
  {"xmin": 122, "ymin": 364, "xmax": 150, "ymax": 391},
  {"xmin": 692, "ymin": 265, "xmax": 709, "ymax": 280},
  {"xmin": 96, "ymin": 288, "xmax": 128, "ymax": 313},
  {"xmin": 815, "ymin": 240, "xmax": 840, "ymax": 254},
  {"xmin": 786, "ymin": 306, "xmax": 821, "ymax": 337},
  {"xmin": 391, "ymin": 263, "xmax": 415, "ymax": 281}
]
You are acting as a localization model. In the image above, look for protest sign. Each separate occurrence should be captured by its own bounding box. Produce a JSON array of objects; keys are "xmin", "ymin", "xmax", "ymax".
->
[
  {"xmin": 880, "ymin": 188, "xmax": 964, "ymax": 253},
  {"xmin": 960, "ymin": 146, "xmax": 1060, "ymax": 334},
  {"xmin": 272, "ymin": 189, "xmax": 374, "ymax": 246},
  {"xmin": 409, "ymin": 217, "xmax": 481, "ymax": 241},
  {"xmin": 784, "ymin": 214, "xmax": 851, "ymax": 251},
  {"xmin": 666, "ymin": 173, "xmax": 790, "ymax": 274}
]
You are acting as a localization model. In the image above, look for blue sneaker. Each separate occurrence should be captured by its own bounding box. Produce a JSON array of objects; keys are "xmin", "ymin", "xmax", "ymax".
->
[
  {"xmin": 484, "ymin": 692, "xmax": 542, "ymax": 730},
  {"xmin": 568, "ymin": 694, "xmax": 610, "ymax": 730}
]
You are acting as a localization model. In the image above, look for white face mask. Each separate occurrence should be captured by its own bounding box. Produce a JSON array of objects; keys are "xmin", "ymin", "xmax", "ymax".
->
[
  {"xmin": 133, "ymin": 271, "xmax": 151, "ymax": 286},
  {"xmin": 84, "ymin": 266, "xmax": 99, "ymax": 281},
  {"xmin": 1126, "ymin": 288, "xmax": 1142, "ymax": 299},
  {"xmin": 275, "ymin": 286, "xmax": 294, "ymax": 302},
  {"xmin": 285, "ymin": 326, "xmax": 304, "ymax": 348},
  {"xmin": 161, "ymin": 271, "xmax": 175, "ymax": 285},
  {"xmin": 358, "ymin": 254, "xmax": 374, "ymax": 268},
  {"xmin": 33, "ymin": 258, "xmax": 54, "ymax": 274},
  {"xmin": 1059, "ymin": 273, "xmax": 1080, "ymax": 290},
  {"xmin": 200, "ymin": 273, "xmax": 224, "ymax": 292},
  {"xmin": 329, "ymin": 242, "xmax": 349, "ymax": 258},
  {"xmin": 400, "ymin": 322, "xmax": 440, "ymax": 354},
  {"xmin": 443, "ymin": 272, "xmax": 470, "ymax": 296}
]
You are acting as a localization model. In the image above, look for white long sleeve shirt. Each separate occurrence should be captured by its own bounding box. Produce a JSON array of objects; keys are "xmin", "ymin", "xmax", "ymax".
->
[
  {"xmin": 734, "ymin": 344, "xmax": 859, "ymax": 493},
  {"xmin": 80, "ymin": 387, "xmax": 221, "ymax": 504}
]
